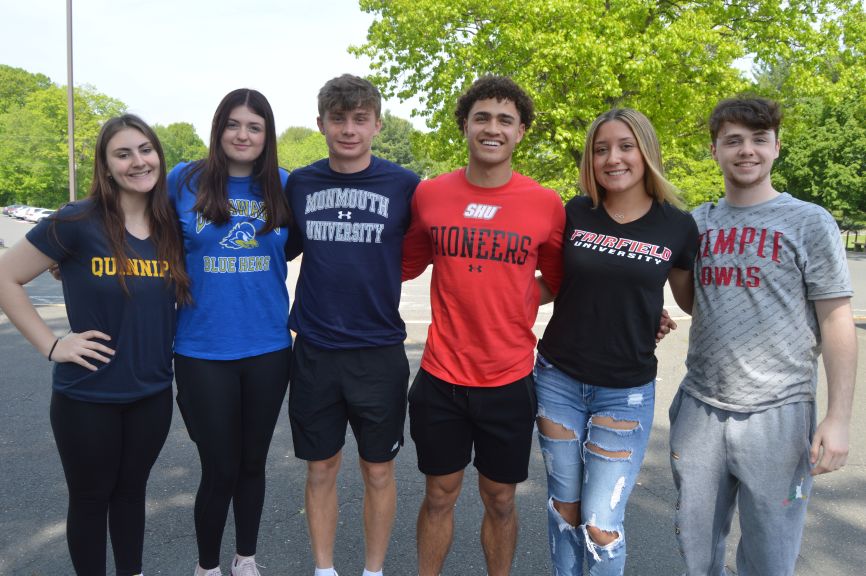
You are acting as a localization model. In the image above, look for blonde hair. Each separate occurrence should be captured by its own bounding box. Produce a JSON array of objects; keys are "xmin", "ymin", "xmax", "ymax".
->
[{"xmin": 580, "ymin": 108, "xmax": 683, "ymax": 208}]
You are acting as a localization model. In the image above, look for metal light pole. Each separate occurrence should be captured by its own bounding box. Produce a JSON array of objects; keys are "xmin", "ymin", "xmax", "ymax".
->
[{"xmin": 66, "ymin": 0, "xmax": 76, "ymax": 201}]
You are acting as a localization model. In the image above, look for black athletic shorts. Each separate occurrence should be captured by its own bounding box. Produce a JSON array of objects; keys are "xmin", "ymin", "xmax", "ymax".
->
[
  {"xmin": 289, "ymin": 336, "xmax": 410, "ymax": 463},
  {"xmin": 408, "ymin": 368, "xmax": 537, "ymax": 484}
]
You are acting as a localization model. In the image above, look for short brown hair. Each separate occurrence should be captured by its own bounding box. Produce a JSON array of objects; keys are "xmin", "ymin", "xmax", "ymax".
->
[{"xmin": 318, "ymin": 74, "xmax": 382, "ymax": 118}]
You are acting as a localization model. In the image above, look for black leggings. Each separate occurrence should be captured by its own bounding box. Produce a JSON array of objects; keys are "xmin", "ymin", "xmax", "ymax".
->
[
  {"xmin": 50, "ymin": 388, "xmax": 172, "ymax": 576},
  {"xmin": 174, "ymin": 347, "xmax": 290, "ymax": 569}
]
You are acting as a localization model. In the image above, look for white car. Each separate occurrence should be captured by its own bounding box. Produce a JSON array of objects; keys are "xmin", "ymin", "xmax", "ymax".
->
[
  {"xmin": 12, "ymin": 205, "xmax": 33, "ymax": 219},
  {"xmin": 26, "ymin": 208, "xmax": 55, "ymax": 223},
  {"xmin": 18, "ymin": 206, "xmax": 43, "ymax": 221}
]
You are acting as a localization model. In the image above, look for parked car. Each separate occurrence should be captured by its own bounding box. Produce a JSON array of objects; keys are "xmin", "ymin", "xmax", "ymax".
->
[
  {"xmin": 12, "ymin": 205, "xmax": 33, "ymax": 219},
  {"xmin": 2, "ymin": 204, "xmax": 24, "ymax": 217},
  {"xmin": 25, "ymin": 208, "xmax": 56, "ymax": 223},
  {"xmin": 17, "ymin": 206, "xmax": 42, "ymax": 221}
]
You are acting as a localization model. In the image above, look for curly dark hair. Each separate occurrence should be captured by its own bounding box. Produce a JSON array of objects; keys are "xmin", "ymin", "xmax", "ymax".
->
[
  {"xmin": 709, "ymin": 97, "xmax": 782, "ymax": 142},
  {"xmin": 454, "ymin": 76, "xmax": 535, "ymax": 131}
]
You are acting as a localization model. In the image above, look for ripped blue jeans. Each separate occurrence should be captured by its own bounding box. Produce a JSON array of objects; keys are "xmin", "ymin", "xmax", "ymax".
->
[{"xmin": 534, "ymin": 354, "xmax": 654, "ymax": 576}]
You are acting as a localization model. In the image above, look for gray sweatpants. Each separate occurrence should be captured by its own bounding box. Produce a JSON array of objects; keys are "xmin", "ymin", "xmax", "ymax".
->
[{"xmin": 669, "ymin": 389, "xmax": 816, "ymax": 576}]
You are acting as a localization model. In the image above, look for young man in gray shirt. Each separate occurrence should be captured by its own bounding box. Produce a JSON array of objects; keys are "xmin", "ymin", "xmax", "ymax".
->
[{"xmin": 670, "ymin": 96, "xmax": 857, "ymax": 576}]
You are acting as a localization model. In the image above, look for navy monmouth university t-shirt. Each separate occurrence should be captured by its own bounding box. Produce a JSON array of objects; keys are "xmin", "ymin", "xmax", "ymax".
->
[{"xmin": 26, "ymin": 201, "xmax": 176, "ymax": 403}]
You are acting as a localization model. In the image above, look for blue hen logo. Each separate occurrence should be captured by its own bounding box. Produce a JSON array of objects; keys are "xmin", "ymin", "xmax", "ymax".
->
[{"xmin": 219, "ymin": 222, "xmax": 259, "ymax": 249}]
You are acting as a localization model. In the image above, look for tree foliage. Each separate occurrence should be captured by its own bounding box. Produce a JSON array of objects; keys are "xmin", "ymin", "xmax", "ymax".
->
[
  {"xmin": 373, "ymin": 110, "xmax": 448, "ymax": 178},
  {"xmin": 0, "ymin": 69, "xmax": 125, "ymax": 207},
  {"xmin": 0, "ymin": 65, "xmax": 52, "ymax": 115},
  {"xmin": 353, "ymin": 0, "xmax": 864, "ymax": 206},
  {"xmin": 153, "ymin": 122, "xmax": 208, "ymax": 170},
  {"xmin": 761, "ymin": 7, "xmax": 866, "ymax": 224},
  {"xmin": 276, "ymin": 126, "xmax": 329, "ymax": 171}
]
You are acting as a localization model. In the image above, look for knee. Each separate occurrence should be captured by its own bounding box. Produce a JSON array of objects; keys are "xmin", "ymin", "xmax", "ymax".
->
[
  {"xmin": 479, "ymin": 485, "xmax": 516, "ymax": 520},
  {"xmin": 424, "ymin": 479, "xmax": 461, "ymax": 515},
  {"xmin": 69, "ymin": 486, "xmax": 112, "ymax": 508},
  {"xmin": 551, "ymin": 498, "xmax": 580, "ymax": 527},
  {"xmin": 360, "ymin": 460, "xmax": 394, "ymax": 492},
  {"xmin": 585, "ymin": 524, "xmax": 620, "ymax": 548},
  {"xmin": 110, "ymin": 477, "xmax": 148, "ymax": 504},
  {"xmin": 201, "ymin": 456, "xmax": 241, "ymax": 489},
  {"xmin": 307, "ymin": 455, "xmax": 341, "ymax": 487},
  {"xmin": 240, "ymin": 452, "xmax": 268, "ymax": 477}
]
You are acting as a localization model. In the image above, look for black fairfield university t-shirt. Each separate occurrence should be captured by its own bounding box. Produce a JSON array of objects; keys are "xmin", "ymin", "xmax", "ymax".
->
[
  {"xmin": 538, "ymin": 196, "xmax": 698, "ymax": 388},
  {"xmin": 26, "ymin": 200, "xmax": 176, "ymax": 403}
]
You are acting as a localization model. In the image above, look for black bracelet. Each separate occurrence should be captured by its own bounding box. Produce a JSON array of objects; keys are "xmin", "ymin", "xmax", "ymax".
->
[{"xmin": 48, "ymin": 338, "xmax": 60, "ymax": 362}]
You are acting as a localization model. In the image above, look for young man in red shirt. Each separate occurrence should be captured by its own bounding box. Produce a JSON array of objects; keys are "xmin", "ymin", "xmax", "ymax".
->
[{"xmin": 402, "ymin": 76, "xmax": 565, "ymax": 576}]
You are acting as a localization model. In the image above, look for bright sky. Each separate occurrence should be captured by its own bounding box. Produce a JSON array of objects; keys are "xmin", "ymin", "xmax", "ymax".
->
[{"xmin": 0, "ymin": 0, "xmax": 423, "ymax": 142}]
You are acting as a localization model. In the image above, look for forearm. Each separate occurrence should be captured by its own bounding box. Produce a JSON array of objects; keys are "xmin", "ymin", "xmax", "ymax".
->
[
  {"xmin": 821, "ymin": 304, "xmax": 857, "ymax": 422},
  {"xmin": 668, "ymin": 268, "xmax": 694, "ymax": 315},
  {"xmin": 0, "ymin": 239, "xmax": 60, "ymax": 357},
  {"xmin": 807, "ymin": 297, "xmax": 857, "ymax": 474},
  {"xmin": 401, "ymin": 226, "xmax": 432, "ymax": 281},
  {"xmin": 536, "ymin": 275, "xmax": 554, "ymax": 306},
  {"xmin": 0, "ymin": 281, "xmax": 57, "ymax": 357},
  {"xmin": 817, "ymin": 298, "xmax": 857, "ymax": 422}
]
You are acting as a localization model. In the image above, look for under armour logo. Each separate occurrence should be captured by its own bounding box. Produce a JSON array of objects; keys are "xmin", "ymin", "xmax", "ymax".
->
[
  {"xmin": 469, "ymin": 265, "xmax": 483, "ymax": 272},
  {"xmin": 338, "ymin": 211, "xmax": 352, "ymax": 220}
]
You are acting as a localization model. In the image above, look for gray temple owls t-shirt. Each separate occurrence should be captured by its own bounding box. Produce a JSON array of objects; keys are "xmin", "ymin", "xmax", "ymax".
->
[{"xmin": 681, "ymin": 192, "xmax": 852, "ymax": 412}]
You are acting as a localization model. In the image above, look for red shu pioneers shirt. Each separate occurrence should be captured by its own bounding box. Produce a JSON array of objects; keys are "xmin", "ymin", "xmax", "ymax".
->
[{"xmin": 402, "ymin": 169, "xmax": 564, "ymax": 387}]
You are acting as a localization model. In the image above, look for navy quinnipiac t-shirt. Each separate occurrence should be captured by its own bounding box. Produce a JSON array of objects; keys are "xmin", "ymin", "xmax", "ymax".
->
[
  {"xmin": 286, "ymin": 156, "xmax": 419, "ymax": 349},
  {"xmin": 26, "ymin": 200, "xmax": 177, "ymax": 403}
]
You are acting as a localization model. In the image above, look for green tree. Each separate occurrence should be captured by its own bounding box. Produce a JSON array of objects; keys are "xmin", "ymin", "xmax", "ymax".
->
[
  {"xmin": 0, "ymin": 75, "xmax": 126, "ymax": 207},
  {"xmin": 353, "ymin": 0, "xmax": 861, "ymax": 204},
  {"xmin": 775, "ymin": 97, "xmax": 866, "ymax": 219},
  {"xmin": 753, "ymin": 5, "xmax": 866, "ymax": 222},
  {"xmin": 0, "ymin": 105, "xmax": 66, "ymax": 207},
  {"xmin": 153, "ymin": 122, "xmax": 208, "ymax": 170},
  {"xmin": 373, "ymin": 111, "xmax": 414, "ymax": 167},
  {"xmin": 0, "ymin": 64, "xmax": 52, "ymax": 115},
  {"xmin": 373, "ymin": 110, "xmax": 447, "ymax": 178},
  {"xmin": 276, "ymin": 126, "xmax": 328, "ymax": 170}
]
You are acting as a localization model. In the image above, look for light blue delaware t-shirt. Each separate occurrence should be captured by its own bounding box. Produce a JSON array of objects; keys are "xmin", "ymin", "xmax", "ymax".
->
[{"xmin": 168, "ymin": 162, "xmax": 292, "ymax": 360}]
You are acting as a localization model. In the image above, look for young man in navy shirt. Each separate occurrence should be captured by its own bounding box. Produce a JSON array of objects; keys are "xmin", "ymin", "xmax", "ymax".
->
[{"xmin": 285, "ymin": 74, "xmax": 420, "ymax": 576}]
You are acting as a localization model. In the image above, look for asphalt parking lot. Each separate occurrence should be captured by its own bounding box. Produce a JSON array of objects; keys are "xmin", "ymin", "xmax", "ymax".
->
[{"xmin": 1, "ymin": 214, "xmax": 865, "ymax": 575}]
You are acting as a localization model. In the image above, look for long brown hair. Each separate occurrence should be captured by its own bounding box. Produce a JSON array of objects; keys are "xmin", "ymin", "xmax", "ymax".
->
[
  {"xmin": 182, "ymin": 88, "xmax": 291, "ymax": 234},
  {"xmin": 89, "ymin": 114, "xmax": 191, "ymax": 303}
]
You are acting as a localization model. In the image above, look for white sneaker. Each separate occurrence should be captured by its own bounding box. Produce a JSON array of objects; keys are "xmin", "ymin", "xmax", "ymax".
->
[
  {"xmin": 231, "ymin": 556, "xmax": 262, "ymax": 576},
  {"xmin": 194, "ymin": 567, "xmax": 222, "ymax": 576}
]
